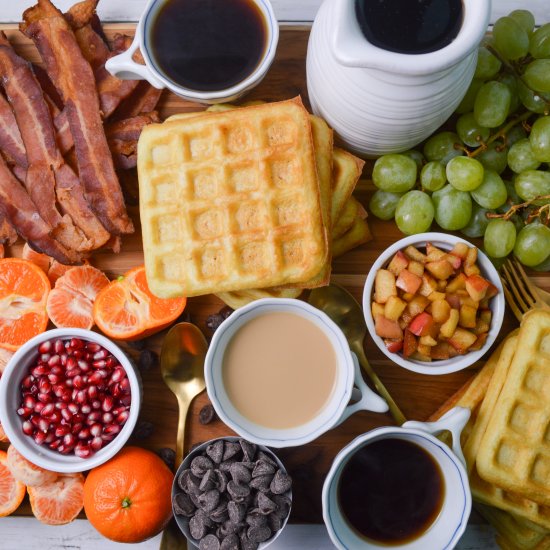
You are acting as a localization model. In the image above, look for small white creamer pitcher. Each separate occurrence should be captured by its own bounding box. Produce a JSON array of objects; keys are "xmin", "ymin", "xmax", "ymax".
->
[{"xmin": 306, "ymin": 0, "xmax": 491, "ymax": 156}]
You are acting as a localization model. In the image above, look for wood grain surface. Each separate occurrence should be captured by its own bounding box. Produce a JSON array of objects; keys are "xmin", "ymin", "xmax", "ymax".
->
[{"xmin": 0, "ymin": 24, "xmax": 547, "ymax": 525}]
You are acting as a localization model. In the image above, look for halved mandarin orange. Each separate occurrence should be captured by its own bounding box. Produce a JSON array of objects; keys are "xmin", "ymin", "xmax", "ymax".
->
[
  {"xmin": 46, "ymin": 265, "xmax": 109, "ymax": 330},
  {"xmin": 0, "ymin": 258, "xmax": 50, "ymax": 350},
  {"xmin": 28, "ymin": 473, "xmax": 84, "ymax": 525},
  {"xmin": 7, "ymin": 445, "xmax": 57, "ymax": 487},
  {"xmin": 93, "ymin": 266, "xmax": 186, "ymax": 340},
  {"xmin": 0, "ymin": 449, "xmax": 26, "ymax": 517},
  {"xmin": 21, "ymin": 243, "xmax": 51, "ymax": 274}
]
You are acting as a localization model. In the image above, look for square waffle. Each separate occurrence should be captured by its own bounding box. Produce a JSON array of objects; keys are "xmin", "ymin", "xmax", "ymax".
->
[
  {"xmin": 138, "ymin": 98, "xmax": 328, "ymax": 298},
  {"xmin": 476, "ymin": 309, "xmax": 550, "ymax": 506}
]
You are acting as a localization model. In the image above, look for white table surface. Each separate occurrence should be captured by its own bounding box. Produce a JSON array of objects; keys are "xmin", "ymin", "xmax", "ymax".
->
[{"xmin": 1, "ymin": 0, "xmax": 549, "ymax": 548}]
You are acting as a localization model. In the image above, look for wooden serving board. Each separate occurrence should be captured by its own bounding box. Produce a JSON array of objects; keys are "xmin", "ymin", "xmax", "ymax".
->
[{"xmin": 1, "ymin": 24, "xmax": 548, "ymax": 523}]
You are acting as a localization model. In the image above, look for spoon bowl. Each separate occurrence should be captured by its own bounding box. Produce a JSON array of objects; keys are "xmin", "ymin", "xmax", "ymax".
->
[{"xmin": 309, "ymin": 284, "xmax": 406, "ymax": 425}]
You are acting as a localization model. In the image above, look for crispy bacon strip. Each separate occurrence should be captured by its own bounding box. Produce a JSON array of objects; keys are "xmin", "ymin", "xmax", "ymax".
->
[
  {"xmin": 0, "ymin": 153, "xmax": 79, "ymax": 264},
  {"xmin": 0, "ymin": 93, "xmax": 27, "ymax": 168},
  {"xmin": 0, "ymin": 34, "xmax": 110, "ymax": 252},
  {"xmin": 22, "ymin": 0, "xmax": 133, "ymax": 236},
  {"xmin": 109, "ymin": 80, "xmax": 163, "ymax": 122},
  {"xmin": 0, "ymin": 215, "xmax": 18, "ymax": 245}
]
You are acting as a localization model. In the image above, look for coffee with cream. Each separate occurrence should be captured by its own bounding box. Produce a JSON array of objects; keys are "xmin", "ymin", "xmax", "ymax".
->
[{"xmin": 222, "ymin": 312, "xmax": 338, "ymax": 429}]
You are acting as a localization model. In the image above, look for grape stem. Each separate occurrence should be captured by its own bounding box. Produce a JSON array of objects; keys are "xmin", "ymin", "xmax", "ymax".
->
[{"xmin": 487, "ymin": 195, "xmax": 550, "ymax": 224}]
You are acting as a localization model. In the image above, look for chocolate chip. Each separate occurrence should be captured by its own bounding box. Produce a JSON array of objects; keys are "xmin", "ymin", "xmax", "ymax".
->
[
  {"xmin": 199, "ymin": 534, "xmax": 220, "ymax": 550},
  {"xmin": 272, "ymin": 495, "xmax": 292, "ymax": 519},
  {"xmin": 249, "ymin": 475, "xmax": 272, "ymax": 493},
  {"xmin": 191, "ymin": 456, "xmax": 214, "ymax": 477},
  {"xmin": 132, "ymin": 420, "xmax": 154, "ymax": 439},
  {"xmin": 190, "ymin": 512, "xmax": 208, "ymax": 540},
  {"xmin": 138, "ymin": 348, "xmax": 158, "ymax": 371},
  {"xmin": 256, "ymin": 451, "xmax": 277, "ymax": 467},
  {"xmin": 206, "ymin": 313, "xmax": 225, "ymax": 333},
  {"xmin": 222, "ymin": 441, "xmax": 241, "ymax": 461},
  {"xmin": 240, "ymin": 532, "xmax": 259, "ymax": 550},
  {"xmin": 239, "ymin": 440, "xmax": 257, "ymax": 462},
  {"xmin": 270, "ymin": 469, "xmax": 292, "ymax": 495},
  {"xmin": 256, "ymin": 492, "xmax": 277, "ymax": 515},
  {"xmin": 158, "ymin": 447, "xmax": 175, "ymax": 471},
  {"xmin": 210, "ymin": 501, "xmax": 229, "ymax": 523},
  {"xmin": 200, "ymin": 404, "xmax": 217, "ymax": 425},
  {"xmin": 173, "ymin": 493, "xmax": 196, "ymax": 517},
  {"xmin": 214, "ymin": 469, "xmax": 228, "ymax": 493},
  {"xmin": 220, "ymin": 533, "xmax": 240, "ymax": 550},
  {"xmin": 227, "ymin": 500, "xmax": 246, "ymax": 524},
  {"xmin": 252, "ymin": 460, "xmax": 275, "ymax": 478},
  {"xmin": 227, "ymin": 480, "xmax": 250, "ymax": 501},
  {"xmin": 219, "ymin": 306, "xmax": 234, "ymax": 320},
  {"xmin": 230, "ymin": 463, "xmax": 251, "ymax": 485},
  {"xmin": 206, "ymin": 440, "xmax": 224, "ymax": 463},
  {"xmin": 200, "ymin": 469, "xmax": 218, "ymax": 492},
  {"xmin": 220, "ymin": 520, "xmax": 244, "ymax": 537},
  {"xmin": 268, "ymin": 513, "xmax": 283, "ymax": 532},
  {"xmin": 248, "ymin": 525, "xmax": 272, "ymax": 544},
  {"xmin": 245, "ymin": 512, "xmax": 267, "ymax": 528},
  {"xmin": 199, "ymin": 489, "xmax": 220, "ymax": 513},
  {"xmin": 179, "ymin": 469, "xmax": 201, "ymax": 495}
]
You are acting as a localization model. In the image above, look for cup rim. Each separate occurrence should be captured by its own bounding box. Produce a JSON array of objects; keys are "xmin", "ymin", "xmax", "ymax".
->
[
  {"xmin": 205, "ymin": 298, "xmax": 355, "ymax": 448},
  {"xmin": 138, "ymin": 0, "xmax": 280, "ymax": 100},
  {"xmin": 362, "ymin": 232, "xmax": 505, "ymax": 375},
  {"xmin": 322, "ymin": 426, "xmax": 472, "ymax": 550},
  {"xmin": 0, "ymin": 328, "xmax": 141, "ymax": 473}
]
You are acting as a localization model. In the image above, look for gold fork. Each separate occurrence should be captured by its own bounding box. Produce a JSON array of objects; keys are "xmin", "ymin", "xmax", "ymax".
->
[{"xmin": 500, "ymin": 258, "xmax": 550, "ymax": 322}]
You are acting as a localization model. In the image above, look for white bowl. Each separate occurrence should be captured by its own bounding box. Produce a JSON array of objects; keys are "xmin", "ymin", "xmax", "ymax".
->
[
  {"xmin": 362, "ymin": 233, "xmax": 505, "ymax": 375},
  {"xmin": 0, "ymin": 328, "xmax": 141, "ymax": 473},
  {"xmin": 172, "ymin": 436, "xmax": 292, "ymax": 549}
]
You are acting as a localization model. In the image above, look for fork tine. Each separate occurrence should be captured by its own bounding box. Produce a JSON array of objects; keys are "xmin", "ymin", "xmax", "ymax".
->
[
  {"xmin": 502, "ymin": 262, "xmax": 536, "ymax": 310},
  {"xmin": 508, "ymin": 257, "xmax": 543, "ymax": 303},
  {"xmin": 500, "ymin": 277, "xmax": 525, "ymax": 322}
]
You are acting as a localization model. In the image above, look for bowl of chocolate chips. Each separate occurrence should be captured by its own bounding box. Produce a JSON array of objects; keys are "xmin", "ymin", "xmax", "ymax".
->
[{"xmin": 172, "ymin": 437, "xmax": 292, "ymax": 550}]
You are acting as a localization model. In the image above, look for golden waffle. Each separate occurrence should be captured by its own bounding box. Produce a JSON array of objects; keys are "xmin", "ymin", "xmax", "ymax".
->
[
  {"xmin": 333, "ymin": 198, "xmax": 359, "ymax": 239},
  {"xmin": 215, "ymin": 288, "xmax": 302, "ymax": 309},
  {"xmin": 138, "ymin": 98, "xmax": 328, "ymax": 298},
  {"xmin": 332, "ymin": 216, "xmax": 371, "ymax": 259},
  {"xmin": 332, "ymin": 148, "xmax": 364, "ymax": 222},
  {"xmin": 476, "ymin": 310, "xmax": 550, "ymax": 506}
]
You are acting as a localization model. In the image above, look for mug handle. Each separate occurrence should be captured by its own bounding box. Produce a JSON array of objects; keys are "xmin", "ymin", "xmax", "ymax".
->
[
  {"xmin": 335, "ymin": 353, "xmax": 389, "ymax": 426},
  {"xmin": 402, "ymin": 407, "xmax": 471, "ymax": 467},
  {"xmin": 105, "ymin": 24, "xmax": 164, "ymax": 89}
]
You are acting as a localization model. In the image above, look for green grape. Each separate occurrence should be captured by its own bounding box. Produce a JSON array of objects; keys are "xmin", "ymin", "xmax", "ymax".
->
[
  {"xmin": 456, "ymin": 79, "xmax": 484, "ymax": 115},
  {"xmin": 529, "ymin": 23, "xmax": 550, "ymax": 59},
  {"xmin": 423, "ymin": 132, "xmax": 463, "ymax": 164},
  {"xmin": 532, "ymin": 254, "xmax": 550, "ymax": 271},
  {"xmin": 498, "ymin": 73, "xmax": 521, "ymax": 114},
  {"xmin": 477, "ymin": 142, "xmax": 509, "ymax": 174},
  {"xmin": 529, "ymin": 116, "xmax": 550, "ymax": 162},
  {"xmin": 401, "ymin": 149, "xmax": 425, "ymax": 171},
  {"xmin": 509, "ymin": 10, "xmax": 536, "ymax": 35},
  {"xmin": 484, "ymin": 219, "xmax": 517, "ymax": 258},
  {"xmin": 446, "ymin": 156, "xmax": 484, "ymax": 191},
  {"xmin": 493, "ymin": 16, "xmax": 529, "ymax": 60},
  {"xmin": 394, "ymin": 191, "xmax": 434, "ymax": 235},
  {"xmin": 420, "ymin": 161, "xmax": 446, "ymax": 192},
  {"xmin": 474, "ymin": 81, "xmax": 512, "ymax": 128},
  {"xmin": 474, "ymin": 47, "xmax": 502, "ymax": 80},
  {"xmin": 513, "ymin": 223, "xmax": 550, "ymax": 267},
  {"xmin": 523, "ymin": 59, "xmax": 550, "ymax": 93},
  {"xmin": 508, "ymin": 138, "xmax": 541, "ymax": 173},
  {"xmin": 517, "ymin": 79, "xmax": 549, "ymax": 114},
  {"xmin": 470, "ymin": 170, "xmax": 508, "ymax": 209},
  {"xmin": 504, "ymin": 124, "xmax": 527, "ymax": 147},
  {"xmin": 369, "ymin": 190, "xmax": 403, "ymax": 220},
  {"xmin": 432, "ymin": 185, "xmax": 472, "ymax": 230},
  {"xmin": 504, "ymin": 179, "xmax": 521, "ymax": 203},
  {"xmin": 456, "ymin": 113, "xmax": 490, "ymax": 147},
  {"xmin": 461, "ymin": 204, "xmax": 491, "ymax": 238},
  {"xmin": 514, "ymin": 170, "xmax": 550, "ymax": 204},
  {"xmin": 372, "ymin": 154, "xmax": 417, "ymax": 193}
]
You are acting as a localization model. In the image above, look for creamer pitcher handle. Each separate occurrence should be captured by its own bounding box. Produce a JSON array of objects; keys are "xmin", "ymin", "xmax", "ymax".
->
[
  {"xmin": 336, "ymin": 353, "xmax": 388, "ymax": 426},
  {"xmin": 403, "ymin": 407, "xmax": 470, "ymax": 467},
  {"xmin": 105, "ymin": 25, "xmax": 164, "ymax": 88}
]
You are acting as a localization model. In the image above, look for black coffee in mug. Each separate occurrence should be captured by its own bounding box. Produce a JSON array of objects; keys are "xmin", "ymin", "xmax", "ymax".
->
[
  {"xmin": 148, "ymin": 0, "xmax": 268, "ymax": 92},
  {"xmin": 355, "ymin": 0, "xmax": 463, "ymax": 55}
]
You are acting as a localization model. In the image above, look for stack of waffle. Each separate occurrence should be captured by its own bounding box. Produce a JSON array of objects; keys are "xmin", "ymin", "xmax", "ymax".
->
[
  {"xmin": 138, "ymin": 97, "xmax": 369, "ymax": 302},
  {"xmin": 430, "ymin": 309, "xmax": 550, "ymax": 549}
]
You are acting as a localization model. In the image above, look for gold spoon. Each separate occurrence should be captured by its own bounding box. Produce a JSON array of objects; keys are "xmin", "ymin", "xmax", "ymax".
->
[
  {"xmin": 160, "ymin": 322, "xmax": 208, "ymax": 550},
  {"xmin": 309, "ymin": 283, "xmax": 406, "ymax": 425}
]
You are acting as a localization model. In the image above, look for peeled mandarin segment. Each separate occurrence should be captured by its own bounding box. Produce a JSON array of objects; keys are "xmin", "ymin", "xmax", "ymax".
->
[
  {"xmin": 6, "ymin": 445, "xmax": 57, "ymax": 487},
  {"xmin": 21, "ymin": 243, "xmax": 51, "ymax": 274},
  {"xmin": 56, "ymin": 266, "xmax": 109, "ymax": 299},
  {"xmin": 28, "ymin": 473, "xmax": 84, "ymax": 525},
  {"xmin": 47, "ymin": 260, "xmax": 73, "ymax": 285},
  {"xmin": 0, "ymin": 450, "xmax": 26, "ymax": 517}
]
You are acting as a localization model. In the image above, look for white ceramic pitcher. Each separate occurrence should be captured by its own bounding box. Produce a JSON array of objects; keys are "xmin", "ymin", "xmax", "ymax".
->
[{"xmin": 306, "ymin": 0, "xmax": 491, "ymax": 156}]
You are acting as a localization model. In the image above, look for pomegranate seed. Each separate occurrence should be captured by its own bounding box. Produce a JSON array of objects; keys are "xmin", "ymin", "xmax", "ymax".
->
[
  {"xmin": 63, "ymin": 434, "xmax": 76, "ymax": 447},
  {"xmin": 71, "ymin": 423, "xmax": 83, "ymax": 435},
  {"xmin": 31, "ymin": 365, "xmax": 48, "ymax": 377},
  {"xmin": 86, "ymin": 342, "xmax": 101, "ymax": 353},
  {"xmin": 48, "ymin": 373, "xmax": 60, "ymax": 385},
  {"xmin": 120, "ymin": 378, "xmax": 131, "ymax": 394},
  {"xmin": 116, "ymin": 410, "xmax": 129, "ymax": 425},
  {"xmin": 102, "ymin": 434, "xmax": 115, "ymax": 442},
  {"xmin": 30, "ymin": 416, "xmax": 41, "ymax": 427},
  {"xmin": 90, "ymin": 437, "xmax": 103, "ymax": 451},
  {"xmin": 90, "ymin": 424, "xmax": 102, "ymax": 437},
  {"xmin": 55, "ymin": 425, "xmax": 70, "ymax": 437},
  {"xmin": 55, "ymin": 401, "xmax": 68, "ymax": 410},
  {"xmin": 105, "ymin": 357, "xmax": 118, "ymax": 369},
  {"xmin": 80, "ymin": 404, "xmax": 91, "ymax": 415},
  {"xmin": 87, "ymin": 386, "xmax": 98, "ymax": 399},
  {"xmin": 38, "ymin": 418, "xmax": 49, "ymax": 433},
  {"xmin": 22, "ymin": 420, "xmax": 34, "ymax": 435},
  {"xmin": 40, "ymin": 403, "xmax": 55, "ymax": 417},
  {"xmin": 88, "ymin": 372, "xmax": 103, "ymax": 385},
  {"xmin": 76, "ymin": 390, "xmax": 87, "ymax": 404},
  {"xmin": 73, "ymin": 413, "xmax": 85, "ymax": 424},
  {"xmin": 49, "ymin": 439, "xmax": 61, "ymax": 450},
  {"xmin": 29, "ymin": 384, "xmax": 38, "ymax": 395},
  {"xmin": 50, "ymin": 365, "xmax": 63, "ymax": 376},
  {"xmin": 75, "ymin": 443, "xmax": 91, "ymax": 458},
  {"xmin": 34, "ymin": 432, "xmax": 46, "ymax": 445},
  {"xmin": 77, "ymin": 360, "xmax": 90, "ymax": 372},
  {"xmin": 38, "ymin": 379, "xmax": 51, "ymax": 394},
  {"xmin": 37, "ymin": 392, "xmax": 52, "ymax": 404},
  {"xmin": 61, "ymin": 390, "xmax": 72, "ymax": 402},
  {"xmin": 120, "ymin": 395, "xmax": 132, "ymax": 406},
  {"xmin": 78, "ymin": 428, "xmax": 90, "ymax": 440},
  {"xmin": 110, "ymin": 367, "xmax": 125, "ymax": 384},
  {"xmin": 71, "ymin": 338, "xmax": 84, "ymax": 349},
  {"xmin": 21, "ymin": 375, "xmax": 35, "ymax": 389},
  {"xmin": 101, "ymin": 396, "xmax": 114, "ymax": 412},
  {"xmin": 61, "ymin": 408, "xmax": 73, "ymax": 422},
  {"xmin": 38, "ymin": 341, "xmax": 52, "ymax": 354},
  {"xmin": 24, "ymin": 395, "xmax": 36, "ymax": 409},
  {"xmin": 87, "ymin": 411, "xmax": 102, "ymax": 423},
  {"xmin": 111, "ymin": 384, "xmax": 121, "ymax": 398},
  {"xmin": 64, "ymin": 378, "xmax": 74, "ymax": 388},
  {"xmin": 102, "ymin": 412, "xmax": 114, "ymax": 424},
  {"xmin": 60, "ymin": 353, "xmax": 68, "ymax": 366},
  {"xmin": 68, "ymin": 403, "xmax": 79, "ymax": 414},
  {"xmin": 73, "ymin": 375, "xmax": 86, "ymax": 389},
  {"xmin": 48, "ymin": 354, "xmax": 60, "ymax": 367},
  {"xmin": 104, "ymin": 424, "xmax": 120, "ymax": 436},
  {"xmin": 44, "ymin": 432, "xmax": 55, "ymax": 444},
  {"xmin": 93, "ymin": 360, "xmax": 106, "ymax": 369},
  {"xmin": 34, "ymin": 402, "xmax": 45, "ymax": 413},
  {"xmin": 50, "ymin": 411, "xmax": 61, "ymax": 424},
  {"xmin": 53, "ymin": 384, "xmax": 65, "ymax": 397},
  {"xmin": 17, "ymin": 407, "xmax": 32, "ymax": 418},
  {"xmin": 40, "ymin": 353, "xmax": 51, "ymax": 363},
  {"xmin": 57, "ymin": 444, "xmax": 67, "ymax": 454},
  {"xmin": 93, "ymin": 349, "xmax": 108, "ymax": 361},
  {"xmin": 66, "ymin": 368, "xmax": 81, "ymax": 378},
  {"xmin": 91, "ymin": 400, "xmax": 101, "ymax": 410}
]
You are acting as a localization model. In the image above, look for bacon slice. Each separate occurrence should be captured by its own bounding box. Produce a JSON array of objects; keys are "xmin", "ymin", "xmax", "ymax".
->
[
  {"xmin": 0, "ymin": 154, "xmax": 79, "ymax": 264},
  {"xmin": 0, "ymin": 93, "xmax": 27, "ymax": 168},
  {"xmin": 109, "ymin": 80, "xmax": 163, "ymax": 122},
  {"xmin": 21, "ymin": 0, "xmax": 133, "ymax": 237},
  {"xmin": 0, "ymin": 34, "xmax": 110, "ymax": 252},
  {"xmin": 0, "ymin": 215, "xmax": 17, "ymax": 245}
]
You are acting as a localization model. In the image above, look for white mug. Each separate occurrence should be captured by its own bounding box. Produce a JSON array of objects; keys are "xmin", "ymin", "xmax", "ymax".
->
[
  {"xmin": 205, "ymin": 298, "xmax": 389, "ymax": 448},
  {"xmin": 105, "ymin": 0, "xmax": 279, "ymax": 104},
  {"xmin": 323, "ymin": 407, "xmax": 472, "ymax": 550}
]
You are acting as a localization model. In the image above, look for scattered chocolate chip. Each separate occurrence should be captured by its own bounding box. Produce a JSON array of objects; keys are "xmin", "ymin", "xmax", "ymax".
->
[
  {"xmin": 158, "ymin": 447, "xmax": 175, "ymax": 471},
  {"xmin": 199, "ymin": 534, "xmax": 220, "ymax": 550},
  {"xmin": 206, "ymin": 314, "xmax": 224, "ymax": 333},
  {"xmin": 137, "ymin": 348, "xmax": 158, "ymax": 371},
  {"xmin": 191, "ymin": 456, "xmax": 214, "ymax": 477},
  {"xmin": 132, "ymin": 420, "xmax": 154, "ymax": 439},
  {"xmin": 200, "ymin": 404, "xmax": 217, "ymax": 425},
  {"xmin": 220, "ymin": 533, "xmax": 240, "ymax": 550},
  {"xmin": 270, "ymin": 469, "xmax": 292, "ymax": 495},
  {"xmin": 173, "ymin": 493, "xmax": 196, "ymax": 517}
]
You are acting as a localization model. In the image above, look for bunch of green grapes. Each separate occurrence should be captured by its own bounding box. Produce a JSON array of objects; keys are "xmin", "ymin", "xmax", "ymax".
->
[{"xmin": 369, "ymin": 9, "xmax": 550, "ymax": 271}]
